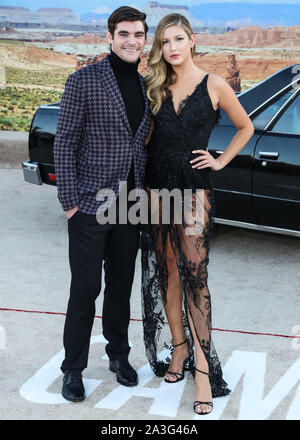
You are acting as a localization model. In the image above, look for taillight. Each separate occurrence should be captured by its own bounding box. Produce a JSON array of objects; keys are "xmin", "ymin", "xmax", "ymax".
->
[{"xmin": 48, "ymin": 173, "xmax": 56, "ymax": 181}]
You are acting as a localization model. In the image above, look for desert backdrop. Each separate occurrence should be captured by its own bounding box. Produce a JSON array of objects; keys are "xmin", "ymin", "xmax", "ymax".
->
[{"xmin": 1, "ymin": 1, "xmax": 300, "ymax": 131}]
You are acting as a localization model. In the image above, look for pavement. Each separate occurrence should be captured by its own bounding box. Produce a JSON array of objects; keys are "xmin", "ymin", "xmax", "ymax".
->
[
  {"xmin": 0, "ymin": 168, "xmax": 300, "ymax": 421},
  {"xmin": 0, "ymin": 131, "xmax": 28, "ymax": 168}
]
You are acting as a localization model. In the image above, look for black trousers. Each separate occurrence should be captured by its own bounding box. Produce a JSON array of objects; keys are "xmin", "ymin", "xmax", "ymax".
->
[{"xmin": 60, "ymin": 200, "xmax": 140, "ymax": 373}]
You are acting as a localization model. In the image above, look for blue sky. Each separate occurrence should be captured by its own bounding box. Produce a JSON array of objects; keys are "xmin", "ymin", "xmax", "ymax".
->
[{"xmin": 1, "ymin": 1, "xmax": 300, "ymax": 15}]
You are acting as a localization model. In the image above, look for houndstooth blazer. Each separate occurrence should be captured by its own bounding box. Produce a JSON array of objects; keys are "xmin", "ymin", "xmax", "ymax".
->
[{"xmin": 53, "ymin": 55, "xmax": 151, "ymax": 214}]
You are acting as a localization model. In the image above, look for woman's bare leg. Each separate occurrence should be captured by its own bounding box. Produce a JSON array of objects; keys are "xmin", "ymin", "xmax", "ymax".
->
[
  {"xmin": 163, "ymin": 234, "xmax": 190, "ymax": 382},
  {"xmin": 182, "ymin": 189, "xmax": 213, "ymax": 414},
  {"xmin": 187, "ymin": 306, "xmax": 212, "ymax": 414}
]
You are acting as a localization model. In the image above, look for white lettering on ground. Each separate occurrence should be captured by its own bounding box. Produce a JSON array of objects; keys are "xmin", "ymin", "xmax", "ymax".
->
[
  {"xmin": 196, "ymin": 350, "xmax": 300, "ymax": 420},
  {"xmin": 19, "ymin": 340, "xmax": 300, "ymax": 419},
  {"xmin": 95, "ymin": 353, "xmax": 186, "ymax": 417},
  {"xmin": 19, "ymin": 335, "xmax": 104, "ymax": 404},
  {"xmin": 0, "ymin": 326, "xmax": 6, "ymax": 349}
]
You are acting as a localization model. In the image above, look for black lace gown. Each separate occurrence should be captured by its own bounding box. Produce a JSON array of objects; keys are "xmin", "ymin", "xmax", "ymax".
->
[{"xmin": 141, "ymin": 74, "xmax": 231, "ymax": 398}]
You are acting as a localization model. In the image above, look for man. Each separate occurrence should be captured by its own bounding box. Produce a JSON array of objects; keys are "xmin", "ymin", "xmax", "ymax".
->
[{"xmin": 53, "ymin": 6, "xmax": 151, "ymax": 402}]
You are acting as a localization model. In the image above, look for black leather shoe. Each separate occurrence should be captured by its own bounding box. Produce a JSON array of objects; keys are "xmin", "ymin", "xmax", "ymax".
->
[
  {"xmin": 109, "ymin": 359, "xmax": 138, "ymax": 387},
  {"xmin": 62, "ymin": 370, "xmax": 86, "ymax": 402}
]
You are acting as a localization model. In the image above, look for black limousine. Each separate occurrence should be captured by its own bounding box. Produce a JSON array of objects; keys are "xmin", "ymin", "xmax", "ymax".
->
[{"xmin": 22, "ymin": 64, "xmax": 300, "ymax": 238}]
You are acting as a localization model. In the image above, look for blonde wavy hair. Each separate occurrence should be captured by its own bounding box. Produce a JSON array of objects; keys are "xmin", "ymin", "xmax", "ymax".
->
[{"xmin": 145, "ymin": 13, "xmax": 196, "ymax": 115}]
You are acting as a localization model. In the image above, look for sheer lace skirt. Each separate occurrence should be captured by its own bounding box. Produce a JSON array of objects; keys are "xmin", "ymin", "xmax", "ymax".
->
[{"xmin": 141, "ymin": 188, "xmax": 231, "ymax": 398}]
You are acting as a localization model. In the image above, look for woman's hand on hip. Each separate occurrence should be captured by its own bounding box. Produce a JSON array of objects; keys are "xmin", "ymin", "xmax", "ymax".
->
[{"xmin": 190, "ymin": 149, "xmax": 224, "ymax": 171}]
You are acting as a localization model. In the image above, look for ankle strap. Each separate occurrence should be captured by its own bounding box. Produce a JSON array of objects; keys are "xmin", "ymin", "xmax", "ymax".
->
[
  {"xmin": 173, "ymin": 338, "xmax": 188, "ymax": 348},
  {"xmin": 195, "ymin": 367, "xmax": 209, "ymax": 376}
]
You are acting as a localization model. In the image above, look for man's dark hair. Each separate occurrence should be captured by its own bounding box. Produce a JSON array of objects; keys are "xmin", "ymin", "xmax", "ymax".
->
[{"xmin": 108, "ymin": 6, "xmax": 148, "ymax": 37}]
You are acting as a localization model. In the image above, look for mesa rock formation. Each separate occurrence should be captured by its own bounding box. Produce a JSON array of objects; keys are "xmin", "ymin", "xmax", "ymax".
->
[
  {"xmin": 225, "ymin": 53, "xmax": 241, "ymax": 92},
  {"xmin": 1, "ymin": 24, "xmax": 298, "ymax": 86},
  {"xmin": 194, "ymin": 25, "xmax": 300, "ymax": 48}
]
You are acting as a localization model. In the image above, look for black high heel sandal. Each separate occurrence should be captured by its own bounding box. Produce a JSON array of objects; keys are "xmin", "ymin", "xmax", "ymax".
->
[
  {"xmin": 193, "ymin": 367, "xmax": 213, "ymax": 415},
  {"xmin": 164, "ymin": 338, "xmax": 194, "ymax": 383}
]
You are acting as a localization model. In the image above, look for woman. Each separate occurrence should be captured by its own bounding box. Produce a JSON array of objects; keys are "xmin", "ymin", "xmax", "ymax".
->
[{"xmin": 141, "ymin": 13, "xmax": 254, "ymax": 415}]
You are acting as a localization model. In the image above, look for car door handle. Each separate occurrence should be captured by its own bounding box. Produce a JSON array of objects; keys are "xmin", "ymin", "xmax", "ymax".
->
[{"xmin": 258, "ymin": 151, "xmax": 279, "ymax": 159}]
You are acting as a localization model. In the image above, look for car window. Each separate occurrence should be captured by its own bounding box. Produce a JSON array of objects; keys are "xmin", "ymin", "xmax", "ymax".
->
[
  {"xmin": 271, "ymin": 94, "xmax": 300, "ymax": 135},
  {"xmin": 252, "ymin": 89, "xmax": 294, "ymax": 130}
]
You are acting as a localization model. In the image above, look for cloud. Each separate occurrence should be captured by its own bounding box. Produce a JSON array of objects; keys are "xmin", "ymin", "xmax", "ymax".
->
[{"xmin": 93, "ymin": 6, "xmax": 111, "ymax": 15}]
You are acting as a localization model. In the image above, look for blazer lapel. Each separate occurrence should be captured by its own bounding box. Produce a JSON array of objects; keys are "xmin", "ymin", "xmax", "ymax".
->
[
  {"xmin": 98, "ymin": 56, "xmax": 132, "ymax": 135},
  {"xmin": 133, "ymin": 74, "xmax": 150, "ymax": 140},
  {"xmin": 97, "ymin": 55, "xmax": 150, "ymax": 139}
]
